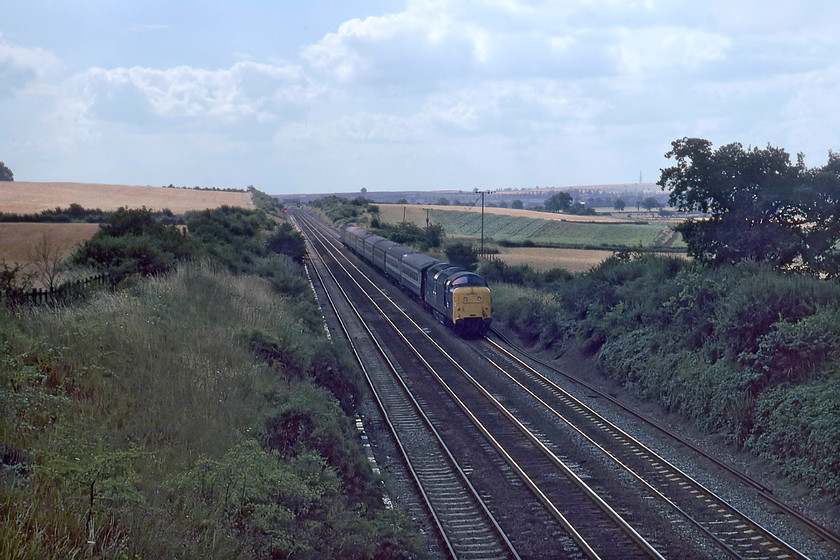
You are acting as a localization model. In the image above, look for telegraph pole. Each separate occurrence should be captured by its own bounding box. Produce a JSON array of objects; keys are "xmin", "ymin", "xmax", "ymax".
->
[{"xmin": 474, "ymin": 189, "xmax": 495, "ymax": 256}]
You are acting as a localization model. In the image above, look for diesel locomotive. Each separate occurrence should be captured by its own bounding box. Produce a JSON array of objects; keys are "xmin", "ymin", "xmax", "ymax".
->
[{"xmin": 341, "ymin": 225, "xmax": 492, "ymax": 337}]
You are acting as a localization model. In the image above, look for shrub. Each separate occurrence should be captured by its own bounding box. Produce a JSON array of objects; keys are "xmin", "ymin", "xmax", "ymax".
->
[
  {"xmin": 599, "ymin": 332, "xmax": 758, "ymax": 442},
  {"xmin": 445, "ymin": 242, "xmax": 478, "ymax": 271},
  {"xmin": 186, "ymin": 206, "xmax": 274, "ymax": 272},
  {"xmin": 739, "ymin": 307, "xmax": 840, "ymax": 390},
  {"xmin": 72, "ymin": 207, "xmax": 197, "ymax": 281},
  {"xmin": 263, "ymin": 383, "xmax": 378, "ymax": 504},
  {"xmin": 266, "ymin": 222, "xmax": 306, "ymax": 263},
  {"xmin": 711, "ymin": 264, "xmax": 837, "ymax": 360},
  {"xmin": 256, "ymin": 254, "xmax": 310, "ymax": 296},
  {"xmin": 750, "ymin": 381, "xmax": 840, "ymax": 496}
]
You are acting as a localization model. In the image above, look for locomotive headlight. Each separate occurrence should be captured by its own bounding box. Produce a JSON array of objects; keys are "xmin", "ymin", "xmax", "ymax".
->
[
  {"xmin": 477, "ymin": 296, "xmax": 482, "ymax": 301},
  {"xmin": 463, "ymin": 296, "xmax": 468, "ymax": 301}
]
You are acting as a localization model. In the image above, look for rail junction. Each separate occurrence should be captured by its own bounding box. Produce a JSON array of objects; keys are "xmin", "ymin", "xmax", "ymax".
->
[{"xmin": 291, "ymin": 209, "xmax": 839, "ymax": 560}]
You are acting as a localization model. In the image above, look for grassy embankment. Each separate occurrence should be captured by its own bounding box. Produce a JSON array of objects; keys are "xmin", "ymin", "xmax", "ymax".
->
[{"xmin": 1, "ymin": 197, "xmax": 423, "ymax": 559}]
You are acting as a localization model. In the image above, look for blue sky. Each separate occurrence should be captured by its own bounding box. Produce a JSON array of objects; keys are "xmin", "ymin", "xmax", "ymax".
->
[{"xmin": 2, "ymin": 1, "xmax": 839, "ymax": 195}]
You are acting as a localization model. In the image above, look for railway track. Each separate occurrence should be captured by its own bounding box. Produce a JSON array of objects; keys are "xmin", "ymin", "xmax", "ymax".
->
[
  {"xmin": 475, "ymin": 336, "xmax": 812, "ymax": 560},
  {"xmin": 295, "ymin": 211, "xmax": 665, "ymax": 558},
  {"xmin": 487, "ymin": 328, "xmax": 840, "ymax": 557},
  {"xmin": 295, "ymin": 213, "xmax": 518, "ymax": 559},
  {"xmin": 291, "ymin": 210, "xmax": 833, "ymax": 559}
]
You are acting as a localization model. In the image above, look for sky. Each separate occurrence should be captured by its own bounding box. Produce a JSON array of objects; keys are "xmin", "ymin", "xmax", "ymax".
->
[{"xmin": 2, "ymin": 0, "xmax": 839, "ymax": 195}]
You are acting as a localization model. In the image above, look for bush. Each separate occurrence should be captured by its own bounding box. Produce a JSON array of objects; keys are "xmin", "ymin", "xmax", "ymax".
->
[
  {"xmin": 711, "ymin": 264, "xmax": 837, "ymax": 360},
  {"xmin": 750, "ymin": 381, "xmax": 840, "ymax": 496},
  {"xmin": 267, "ymin": 222, "xmax": 307, "ymax": 263},
  {"xmin": 72, "ymin": 207, "xmax": 197, "ymax": 281},
  {"xmin": 256, "ymin": 254, "xmax": 310, "ymax": 296},
  {"xmin": 490, "ymin": 284, "xmax": 572, "ymax": 348},
  {"xmin": 309, "ymin": 195, "xmax": 378, "ymax": 224},
  {"xmin": 444, "ymin": 242, "xmax": 478, "ymax": 271},
  {"xmin": 186, "ymin": 206, "xmax": 274, "ymax": 272},
  {"xmin": 599, "ymin": 331, "xmax": 758, "ymax": 443},
  {"xmin": 739, "ymin": 307, "xmax": 840, "ymax": 390},
  {"xmin": 263, "ymin": 382, "xmax": 378, "ymax": 508}
]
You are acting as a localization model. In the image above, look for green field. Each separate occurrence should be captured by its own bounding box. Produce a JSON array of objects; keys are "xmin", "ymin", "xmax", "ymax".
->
[{"xmin": 428, "ymin": 209, "xmax": 685, "ymax": 249}]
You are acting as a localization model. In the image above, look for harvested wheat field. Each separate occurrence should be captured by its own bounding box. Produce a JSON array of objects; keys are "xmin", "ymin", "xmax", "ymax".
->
[
  {"xmin": 493, "ymin": 246, "xmax": 614, "ymax": 273},
  {"xmin": 0, "ymin": 182, "xmax": 254, "ymax": 214},
  {"xmin": 0, "ymin": 223, "xmax": 101, "ymax": 282}
]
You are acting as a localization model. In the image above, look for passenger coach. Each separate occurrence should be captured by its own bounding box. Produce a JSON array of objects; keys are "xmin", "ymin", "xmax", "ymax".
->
[{"xmin": 341, "ymin": 225, "xmax": 492, "ymax": 337}]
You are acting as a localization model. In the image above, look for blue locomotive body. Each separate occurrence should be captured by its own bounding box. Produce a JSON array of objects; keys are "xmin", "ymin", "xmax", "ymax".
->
[{"xmin": 341, "ymin": 225, "xmax": 492, "ymax": 337}]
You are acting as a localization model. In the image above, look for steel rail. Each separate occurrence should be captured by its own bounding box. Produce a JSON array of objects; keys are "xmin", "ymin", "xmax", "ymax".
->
[
  {"xmin": 489, "ymin": 326, "xmax": 840, "ymax": 554},
  {"xmin": 481, "ymin": 335, "xmax": 811, "ymax": 560},
  {"xmin": 294, "ymin": 213, "xmax": 519, "ymax": 560},
  {"xmin": 480, "ymin": 342, "xmax": 744, "ymax": 559},
  {"xmin": 296, "ymin": 211, "xmax": 664, "ymax": 559},
  {"xmin": 300, "ymin": 224, "xmax": 457, "ymax": 559}
]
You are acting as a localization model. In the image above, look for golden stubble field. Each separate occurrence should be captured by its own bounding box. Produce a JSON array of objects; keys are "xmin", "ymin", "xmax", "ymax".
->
[
  {"xmin": 0, "ymin": 223, "xmax": 101, "ymax": 283},
  {"xmin": 0, "ymin": 181, "xmax": 254, "ymax": 283},
  {"xmin": 1, "ymin": 181, "xmax": 254, "ymax": 214}
]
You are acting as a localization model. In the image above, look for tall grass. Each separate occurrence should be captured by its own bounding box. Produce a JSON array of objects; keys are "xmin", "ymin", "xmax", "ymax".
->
[
  {"xmin": 1, "ymin": 262, "xmax": 421, "ymax": 559},
  {"xmin": 1, "ymin": 264, "xmax": 267, "ymax": 557}
]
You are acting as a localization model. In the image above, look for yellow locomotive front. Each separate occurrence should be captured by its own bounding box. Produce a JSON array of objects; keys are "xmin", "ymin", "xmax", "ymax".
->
[{"xmin": 449, "ymin": 278, "xmax": 492, "ymax": 337}]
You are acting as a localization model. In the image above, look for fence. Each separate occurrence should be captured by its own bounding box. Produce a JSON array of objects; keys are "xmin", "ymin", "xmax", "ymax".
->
[{"xmin": 1, "ymin": 272, "xmax": 115, "ymax": 307}]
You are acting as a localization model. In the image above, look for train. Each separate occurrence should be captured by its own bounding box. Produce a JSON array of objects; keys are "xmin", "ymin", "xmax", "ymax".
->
[{"xmin": 341, "ymin": 225, "xmax": 492, "ymax": 337}]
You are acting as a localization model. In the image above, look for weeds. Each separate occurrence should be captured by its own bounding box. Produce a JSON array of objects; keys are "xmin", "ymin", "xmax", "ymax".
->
[{"xmin": 1, "ymin": 262, "xmax": 423, "ymax": 559}]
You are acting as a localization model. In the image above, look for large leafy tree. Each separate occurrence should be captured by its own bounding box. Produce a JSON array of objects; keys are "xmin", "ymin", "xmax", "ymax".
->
[
  {"xmin": 659, "ymin": 138, "xmax": 840, "ymax": 275},
  {"xmin": 798, "ymin": 150, "xmax": 840, "ymax": 274},
  {"xmin": 445, "ymin": 242, "xmax": 479, "ymax": 271},
  {"xmin": 0, "ymin": 161, "xmax": 13, "ymax": 181},
  {"xmin": 544, "ymin": 191, "xmax": 573, "ymax": 212}
]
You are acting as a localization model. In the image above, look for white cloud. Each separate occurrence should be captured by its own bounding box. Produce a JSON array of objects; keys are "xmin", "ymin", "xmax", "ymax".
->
[
  {"xmin": 79, "ymin": 60, "xmax": 316, "ymax": 122},
  {"xmin": 3, "ymin": 1, "xmax": 840, "ymax": 190},
  {"xmin": 0, "ymin": 34, "xmax": 61, "ymax": 83},
  {"xmin": 614, "ymin": 27, "xmax": 730, "ymax": 75},
  {"xmin": 298, "ymin": 0, "xmax": 734, "ymax": 93},
  {"xmin": 300, "ymin": 4, "xmax": 491, "ymax": 85}
]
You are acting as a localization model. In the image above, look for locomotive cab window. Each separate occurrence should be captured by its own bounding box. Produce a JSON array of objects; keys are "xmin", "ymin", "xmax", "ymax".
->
[{"xmin": 450, "ymin": 274, "xmax": 487, "ymax": 287}]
